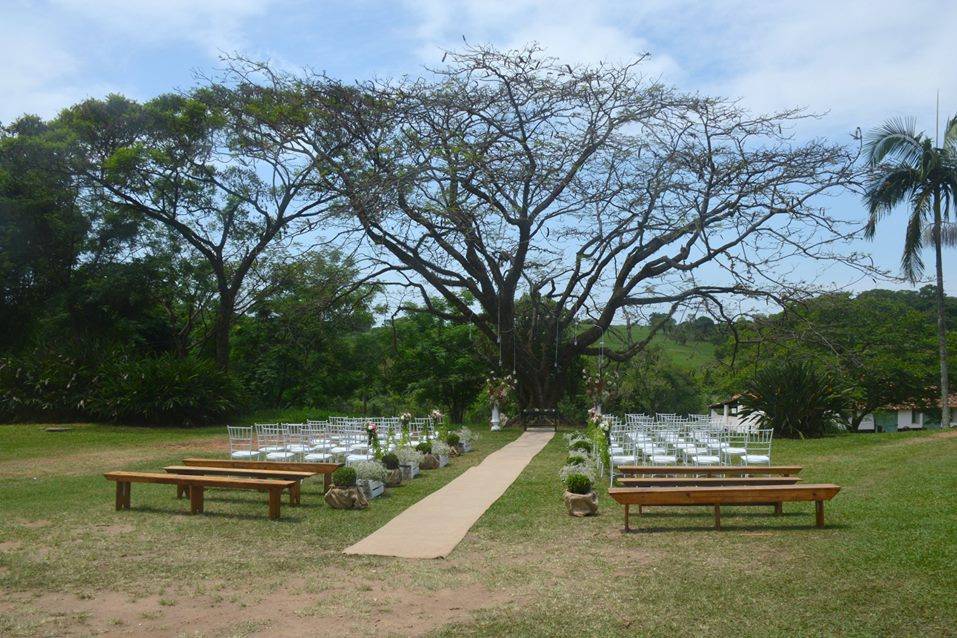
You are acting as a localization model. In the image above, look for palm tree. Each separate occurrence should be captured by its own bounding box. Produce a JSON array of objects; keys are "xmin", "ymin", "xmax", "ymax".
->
[{"xmin": 864, "ymin": 115, "xmax": 957, "ymax": 427}]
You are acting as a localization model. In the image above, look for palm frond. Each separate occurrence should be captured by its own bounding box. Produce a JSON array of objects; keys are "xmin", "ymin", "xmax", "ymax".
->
[
  {"xmin": 863, "ymin": 165, "xmax": 921, "ymax": 222},
  {"xmin": 943, "ymin": 114, "xmax": 957, "ymax": 152},
  {"xmin": 901, "ymin": 205, "xmax": 926, "ymax": 282},
  {"xmin": 865, "ymin": 116, "xmax": 924, "ymax": 167},
  {"xmin": 922, "ymin": 220, "xmax": 957, "ymax": 247}
]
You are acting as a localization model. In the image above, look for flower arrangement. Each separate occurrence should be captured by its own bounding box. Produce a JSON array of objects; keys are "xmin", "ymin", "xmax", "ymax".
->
[
  {"xmin": 458, "ymin": 426, "xmax": 478, "ymax": 445},
  {"xmin": 399, "ymin": 412, "xmax": 412, "ymax": 425},
  {"xmin": 353, "ymin": 460, "xmax": 389, "ymax": 483},
  {"xmin": 415, "ymin": 441, "xmax": 433, "ymax": 454},
  {"xmin": 431, "ymin": 440, "xmax": 452, "ymax": 457},
  {"xmin": 559, "ymin": 463, "xmax": 596, "ymax": 485},
  {"xmin": 564, "ymin": 431, "xmax": 588, "ymax": 445},
  {"xmin": 367, "ymin": 422, "xmax": 382, "ymax": 457},
  {"xmin": 430, "ymin": 408, "xmax": 444, "ymax": 422},
  {"xmin": 485, "ymin": 374, "xmax": 515, "ymax": 404},
  {"xmin": 395, "ymin": 446, "xmax": 424, "ymax": 466}
]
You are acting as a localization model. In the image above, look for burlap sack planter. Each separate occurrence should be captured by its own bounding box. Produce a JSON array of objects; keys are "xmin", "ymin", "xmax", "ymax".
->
[
  {"xmin": 564, "ymin": 491, "xmax": 599, "ymax": 517},
  {"xmin": 357, "ymin": 479, "xmax": 385, "ymax": 500},
  {"xmin": 384, "ymin": 468, "xmax": 403, "ymax": 488},
  {"xmin": 420, "ymin": 454, "xmax": 440, "ymax": 470},
  {"xmin": 325, "ymin": 486, "xmax": 369, "ymax": 510},
  {"xmin": 399, "ymin": 462, "xmax": 420, "ymax": 480}
]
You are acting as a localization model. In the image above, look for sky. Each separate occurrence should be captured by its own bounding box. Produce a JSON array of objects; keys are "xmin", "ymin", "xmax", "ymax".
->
[{"xmin": 2, "ymin": 0, "xmax": 956, "ymax": 293}]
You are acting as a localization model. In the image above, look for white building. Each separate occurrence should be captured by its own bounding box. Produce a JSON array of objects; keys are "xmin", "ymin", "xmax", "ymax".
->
[{"xmin": 857, "ymin": 396, "xmax": 957, "ymax": 432}]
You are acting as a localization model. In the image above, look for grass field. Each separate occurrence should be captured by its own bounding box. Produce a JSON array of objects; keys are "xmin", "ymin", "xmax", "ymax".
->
[{"xmin": 1, "ymin": 423, "xmax": 955, "ymax": 637}]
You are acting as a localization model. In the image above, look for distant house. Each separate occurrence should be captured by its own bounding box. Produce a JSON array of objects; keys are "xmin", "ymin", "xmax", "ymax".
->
[
  {"xmin": 708, "ymin": 394, "xmax": 760, "ymax": 431},
  {"xmin": 857, "ymin": 396, "xmax": 957, "ymax": 432}
]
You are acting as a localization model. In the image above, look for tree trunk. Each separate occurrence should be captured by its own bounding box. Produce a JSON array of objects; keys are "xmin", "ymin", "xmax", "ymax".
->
[
  {"xmin": 214, "ymin": 293, "xmax": 234, "ymax": 373},
  {"xmin": 933, "ymin": 193, "xmax": 951, "ymax": 427}
]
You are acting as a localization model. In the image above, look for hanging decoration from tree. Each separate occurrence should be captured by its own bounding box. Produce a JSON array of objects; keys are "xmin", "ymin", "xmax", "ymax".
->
[{"xmin": 366, "ymin": 422, "xmax": 381, "ymax": 457}]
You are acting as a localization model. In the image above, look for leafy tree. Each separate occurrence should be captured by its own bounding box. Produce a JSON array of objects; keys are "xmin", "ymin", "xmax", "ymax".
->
[
  {"xmin": 863, "ymin": 115, "xmax": 957, "ymax": 426},
  {"xmin": 609, "ymin": 348, "xmax": 704, "ymax": 415},
  {"xmin": 716, "ymin": 291, "xmax": 942, "ymax": 428},
  {"xmin": 385, "ymin": 306, "xmax": 487, "ymax": 423},
  {"xmin": 738, "ymin": 360, "xmax": 849, "ymax": 438},
  {"xmin": 57, "ymin": 69, "xmax": 349, "ymax": 370}
]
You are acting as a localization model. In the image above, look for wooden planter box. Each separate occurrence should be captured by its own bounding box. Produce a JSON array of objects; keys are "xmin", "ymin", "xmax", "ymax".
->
[
  {"xmin": 399, "ymin": 462, "xmax": 420, "ymax": 480},
  {"xmin": 437, "ymin": 454, "xmax": 449, "ymax": 468},
  {"xmin": 357, "ymin": 479, "xmax": 385, "ymax": 499},
  {"xmin": 460, "ymin": 441, "xmax": 473, "ymax": 453}
]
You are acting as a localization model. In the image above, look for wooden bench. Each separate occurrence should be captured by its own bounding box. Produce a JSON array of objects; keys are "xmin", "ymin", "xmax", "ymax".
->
[
  {"xmin": 608, "ymin": 484, "xmax": 841, "ymax": 531},
  {"xmin": 180, "ymin": 458, "xmax": 341, "ymax": 492},
  {"xmin": 618, "ymin": 476, "xmax": 804, "ymax": 515},
  {"xmin": 163, "ymin": 466, "xmax": 313, "ymax": 505},
  {"xmin": 105, "ymin": 472, "xmax": 296, "ymax": 520},
  {"xmin": 616, "ymin": 465, "xmax": 803, "ymax": 477}
]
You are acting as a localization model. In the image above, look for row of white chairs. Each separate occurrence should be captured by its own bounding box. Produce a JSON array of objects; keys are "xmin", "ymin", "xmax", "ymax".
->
[
  {"xmin": 227, "ymin": 417, "xmax": 439, "ymax": 465},
  {"xmin": 604, "ymin": 414, "xmax": 773, "ymax": 483}
]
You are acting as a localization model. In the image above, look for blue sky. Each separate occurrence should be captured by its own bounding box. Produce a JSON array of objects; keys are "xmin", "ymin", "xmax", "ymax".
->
[{"xmin": 3, "ymin": 0, "xmax": 956, "ymax": 293}]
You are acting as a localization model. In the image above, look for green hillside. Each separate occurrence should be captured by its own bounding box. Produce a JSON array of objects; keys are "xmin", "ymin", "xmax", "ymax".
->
[{"xmin": 597, "ymin": 324, "xmax": 717, "ymax": 370}]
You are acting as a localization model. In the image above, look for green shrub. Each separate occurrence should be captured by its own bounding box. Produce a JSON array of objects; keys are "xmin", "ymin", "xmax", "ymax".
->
[
  {"xmin": 380, "ymin": 452, "xmax": 400, "ymax": 470},
  {"xmin": 415, "ymin": 441, "xmax": 433, "ymax": 454},
  {"xmin": 87, "ymin": 355, "xmax": 243, "ymax": 425},
  {"xmin": 0, "ymin": 352, "xmax": 93, "ymax": 422},
  {"xmin": 569, "ymin": 439, "xmax": 593, "ymax": 453},
  {"xmin": 739, "ymin": 360, "xmax": 849, "ymax": 438},
  {"xmin": 445, "ymin": 432, "xmax": 461, "ymax": 446},
  {"xmin": 565, "ymin": 473, "xmax": 592, "ymax": 495},
  {"xmin": 566, "ymin": 454, "xmax": 589, "ymax": 466},
  {"xmin": 332, "ymin": 466, "xmax": 357, "ymax": 487}
]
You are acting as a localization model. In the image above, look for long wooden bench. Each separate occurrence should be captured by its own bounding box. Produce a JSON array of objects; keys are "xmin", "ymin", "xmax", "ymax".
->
[
  {"xmin": 163, "ymin": 466, "xmax": 313, "ymax": 505},
  {"xmin": 105, "ymin": 471, "xmax": 296, "ymax": 520},
  {"xmin": 608, "ymin": 484, "xmax": 841, "ymax": 531},
  {"xmin": 618, "ymin": 476, "xmax": 804, "ymax": 515},
  {"xmin": 181, "ymin": 458, "xmax": 341, "ymax": 491},
  {"xmin": 617, "ymin": 465, "xmax": 803, "ymax": 477}
]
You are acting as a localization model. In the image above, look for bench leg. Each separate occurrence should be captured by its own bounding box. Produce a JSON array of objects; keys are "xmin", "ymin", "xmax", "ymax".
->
[
  {"xmin": 268, "ymin": 488, "xmax": 282, "ymax": 520},
  {"xmin": 774, "ymin": 502, "xmax": 783, "ymax": 516},
  {"xmin": 115, "ymin": 482, "xmax": 131, "ymax": 510},
  {"xmin": 189, "ymin": 485, "xmax": 204, "ymax": 515},
  {"xmin": 323, "ymin": 473, "xmax": 331, "ymax": 493},
  {"xmin": 714, "ymin": 505, "xmax": 722, "ymax": 530},
  {"xmin": 815, "ymin": 500, "xmax": 825, "ymax": 528},
  {"xmin": 624, "ymin": 503, "xmax": 630, "ymax": 532},
  {"xmin": 290, "ymin": 482, "xmax": 300, "ymax": 506}
]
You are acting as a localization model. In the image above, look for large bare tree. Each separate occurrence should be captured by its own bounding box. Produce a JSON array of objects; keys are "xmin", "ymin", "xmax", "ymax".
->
[{"xmin": 308, "ymin": 45, "xmax": 869, "ymax": 410}]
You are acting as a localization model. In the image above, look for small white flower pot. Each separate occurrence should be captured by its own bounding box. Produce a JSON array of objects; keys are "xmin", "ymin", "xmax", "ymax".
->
[
  {"xmin": 460, "ymin": 441, "xmax": 473, "ymax": 453},
  {"xmin": 437, "ymin": 454, "xmax": 449, "ymax": 468},
  {"xmin": 400, "ymin": 462, "xmax": 420, "ymax": 480}
]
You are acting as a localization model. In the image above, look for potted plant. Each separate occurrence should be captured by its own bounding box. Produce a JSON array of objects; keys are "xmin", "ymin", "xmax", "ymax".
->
[
  {"xmin": 353, "ymin": 460, "xmax": 388, "ymax": 499},
  {"xmin": 457, "ymin": 426, "xmax": 477, "ymax": 453},
  {"xmin": 562, "ymin": 470, "xmax": 598, "ymax": 517},
  {"xmin": 396, "ymin": 446, "xmax": 423, "ymax": 479},
  {"xmin": 445, "ymin": 432, "xmax": 462, "ymax": 456},
  {"xmin": 431, "ymin": 440, "xmax": 451, "ymax": 467},
  {"xmin": 381, "ymin": 452, "xmax": 403, "ymax": 487},
  {"xmin": 416, "ymin": 441, "xmax": 439, "ymax": 469},
  {"xmin": 324, "ymin": 466, "xmax": 369, "ymax": 510}
]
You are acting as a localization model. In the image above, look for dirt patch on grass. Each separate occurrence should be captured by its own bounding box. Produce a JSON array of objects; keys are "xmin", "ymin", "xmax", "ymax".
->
[
  {"xmin": 0, "ymin": 573, "xmax": 511, "ymax": 637},
  {"xmin": 0, "ymin": 541, "xmax": 22, "ymax": 553},
  {"xmin": 15, "ymin": 519, "xmax": 50, "ymax": 529},
  {"xmin": 0, "ymin": 437, "xmax": 226, "ymax": 478}
]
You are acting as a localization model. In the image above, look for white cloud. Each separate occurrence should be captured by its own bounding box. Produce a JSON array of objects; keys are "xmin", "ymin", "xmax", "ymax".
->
[
  {"xmin": 404, "ymin": 0, "xmax": 957, "ymax": 136},
  {"xmin": 51, "ymin": 0, "xmax": 273, "ymax": 56}
]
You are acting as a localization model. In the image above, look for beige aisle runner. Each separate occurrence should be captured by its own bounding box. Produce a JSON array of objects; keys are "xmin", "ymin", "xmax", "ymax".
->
[{"xmin": 343, "ymin": 429, "xmax": 554, "ymax": 559}]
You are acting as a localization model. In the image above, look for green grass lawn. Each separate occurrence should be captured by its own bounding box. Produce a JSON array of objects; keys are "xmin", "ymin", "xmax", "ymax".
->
[{"xmin": 1, "ymin": 423, "xmax": 954, "ymax": 637}]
